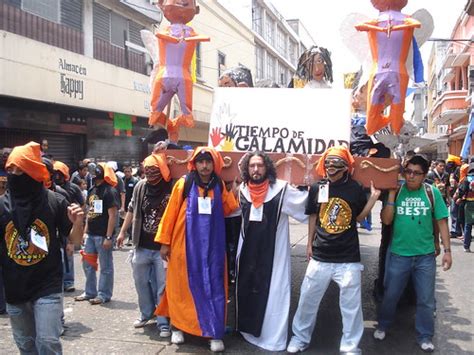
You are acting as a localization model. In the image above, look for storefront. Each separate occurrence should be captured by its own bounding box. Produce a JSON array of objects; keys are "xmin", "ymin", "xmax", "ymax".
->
[{"xmin": 0, "ymin": 31, "xmax": 208, "ymax": 168}]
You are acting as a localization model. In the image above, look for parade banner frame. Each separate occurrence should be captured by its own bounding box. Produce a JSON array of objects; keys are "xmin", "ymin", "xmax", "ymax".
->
[{"xmin": 207, "ymin": 88, "xmax": 352, "ymax": 154}]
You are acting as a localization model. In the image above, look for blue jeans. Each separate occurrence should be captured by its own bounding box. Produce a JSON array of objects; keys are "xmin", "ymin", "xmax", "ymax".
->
[
  {"xmin": 464, "ymin": 223, "xmax": 473, "ymax": 250},
  {"xmin": 82, "ymin": 234, "xmax": 114, "ymax": 302},
  {"xmin": 7, "ymin": 293, "xmax": 63, "ymax": 355},
  {"xmin": 450, "ymin": 200, "xmax": 462, "ymax": 236},
  {"xmin": 61, "ymin": 248, "xmax": 75, "ymax": 289},
  {"xmin": 378, "ymin": 252, "xmax": 436, "ymax": 343},
  {"xmin": 131, "ymin": 247, "xmax": 168, "ymax": 326}
]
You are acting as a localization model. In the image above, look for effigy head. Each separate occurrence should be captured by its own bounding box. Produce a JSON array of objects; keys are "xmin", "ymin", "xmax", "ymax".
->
[
  {"xmin": 158, "ymin": 0, "xmax": 199, "ymax": 24},
  {"xmin": 296, "ymin": 46, "xmax": 333, "ymax": 84},
  {"xmin": 218, "ymin": 65, "xmax": 254, "ymax": 87},
  {"xmin": 370, "ymin": 0, "xmax": 408, "ymax": 12}
]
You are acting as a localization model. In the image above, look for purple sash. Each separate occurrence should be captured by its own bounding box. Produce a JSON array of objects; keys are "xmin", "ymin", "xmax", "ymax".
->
[{"xmin": 185, "ymin": 182, "xmax": 226, "ymax": 339}]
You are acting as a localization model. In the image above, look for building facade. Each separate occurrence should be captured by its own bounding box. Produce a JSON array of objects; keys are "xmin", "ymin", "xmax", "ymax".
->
[
  {"xmin": 218, "ymin": 0, "xmax": 315, "ymax": 87},
  {"xmin": 427, "ymin": 0, "xmax": 474, "ymax": 158},
  {"xmin": 0, "ymin": 0, "xmax": 256, "ymax": 167}
]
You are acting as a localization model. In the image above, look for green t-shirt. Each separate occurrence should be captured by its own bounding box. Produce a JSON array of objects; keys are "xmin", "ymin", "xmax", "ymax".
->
[{"xmin": 391, "ymin": 184, "xmax": 449, "ymax": 256}]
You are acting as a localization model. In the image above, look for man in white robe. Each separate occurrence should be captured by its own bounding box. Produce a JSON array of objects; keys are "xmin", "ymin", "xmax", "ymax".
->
[{"xmin": 236, "ymin": 152, "xmax": 308, "ymax": 351}]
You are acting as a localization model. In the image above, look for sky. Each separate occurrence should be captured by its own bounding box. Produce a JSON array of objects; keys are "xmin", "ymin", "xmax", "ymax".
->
[{"xmin": 271, "ymin": 0, "xmax": 467, "ymax": 87}]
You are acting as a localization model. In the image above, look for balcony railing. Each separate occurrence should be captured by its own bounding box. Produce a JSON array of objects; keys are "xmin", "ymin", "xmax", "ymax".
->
[
  {"xmin": 0, "ymin": 1, "xmax": 83, "ymax": 54},
  {"xmin": 431, "ymin": 90, "xmax": 469, "ymax": 126},
  {"xmin": 93, "ymin": 38, "xmax": 147, "ymax": 75}
]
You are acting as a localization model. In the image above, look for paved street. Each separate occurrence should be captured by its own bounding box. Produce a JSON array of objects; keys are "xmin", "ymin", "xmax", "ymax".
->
[{"xmin": 1, "ymin": 202, "xmax": 473, "ymax": 354}]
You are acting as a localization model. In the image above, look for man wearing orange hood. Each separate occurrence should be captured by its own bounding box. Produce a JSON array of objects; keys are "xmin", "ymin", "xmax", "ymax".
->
[
  {"xmin": 287, "ymin": 146, "xmax": 380, "ymax": 354},
  {"xmin": 75, "ymin": 163, "xmax": 119, "ymax": 305},
  {"xmin": 116, "ymin": 153, "xmax": 172, "ymax": 336},
  {"xmin": 0, "ymin": 142, "xmax": 83, "ymax": 354},
  {"xmin": 155, "ymin": 147, "xmax": 238, "ymax": 352}
]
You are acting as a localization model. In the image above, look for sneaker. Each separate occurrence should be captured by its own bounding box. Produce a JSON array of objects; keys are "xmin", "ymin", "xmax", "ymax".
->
[
  {"xmin": 287, "ymin": 338, "xmax": 309, "ymax": 353},
  {"xmin": 171, "ymin": 330, "xmax": 184, "ymax": 344},
  {"xmin": 464, "ymin": 248, "xmax": 471, "ymax": 253},
  {"xmin": 209, "ymin": 339, "xmax": 225, "ymax": 352},
  {"xmin": 158, "ymin": 324, "xmax": 171, "ymax": 337},
  {"xmin": 373, "ymin": 329, "xmax": 386, "ymax": 340},
  {"xmin": 133, "ymin": 318, "xmax": 150, "ymax": 328},
  {"xmin": 420, "ymin": 340, "xmax": 435, "ymax": 352}
]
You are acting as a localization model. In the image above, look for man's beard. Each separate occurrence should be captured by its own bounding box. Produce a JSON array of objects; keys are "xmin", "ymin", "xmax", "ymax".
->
[{"xmin": 250, "ymin": 174, "xmax": 267, "ymax": 184}]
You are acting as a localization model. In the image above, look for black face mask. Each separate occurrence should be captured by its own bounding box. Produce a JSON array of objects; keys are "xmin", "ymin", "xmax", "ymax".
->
[
  {"xmin": 93, "ymin": 166, "xmax": 104, "ymax": 186},
  {"xmin": 7, "ymin": 173, "xmax": 43, "ymax": 197},
  {"xmin": 53, "ymin": 172, "xmax": 65, "ymax": 186}
]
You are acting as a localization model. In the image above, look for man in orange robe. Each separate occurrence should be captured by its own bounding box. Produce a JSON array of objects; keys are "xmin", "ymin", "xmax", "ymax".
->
[{"xmin": 155, "ymin": 147, "xmax": 238, "ymax": 352}]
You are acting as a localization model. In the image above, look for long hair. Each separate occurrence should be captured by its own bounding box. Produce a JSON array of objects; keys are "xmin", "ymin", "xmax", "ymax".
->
[
  {"xmin": 240, "ymin": 152, "xmax": 277, "ymax": 185},
  {"xmin": 296, "ymin": 46, "xmax": 333, "ymax": 84}
]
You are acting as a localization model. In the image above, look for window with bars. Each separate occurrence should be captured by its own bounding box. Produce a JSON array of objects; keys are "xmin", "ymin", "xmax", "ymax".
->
[
  {"xmin": 265, "ymin": 15, "xmax": 275, "ymax": 46},
  {"xmin": 111, "ymin": 12, "xmax": 128, "ymax": 48},
  {"xmin": 252, "ymin": 2, "xmax": 263, "ymax": 36},
  {"xmin": 256, "ymin": 46, "xmax": 264, "ymax": 80},
  {"xmin": 218, "ymin": 51, "xmax": 226, "ymax": 80},
  {"xmin": 93, "ymin": 3, "xmax": 145, "ymax": 49},
  {"xmin": 276, "ymin": 26, "xmax": 286, "ymax": 57},
  {"xmin": 22, "ymin": 0, "xmax": 60, "ymax": 23},
  {"xmin": 266, "ymin": 55, "xmax": 275, "ymax": 81},
  {"xmin": 196, "ymin": 42, "xmax": 202, "ymax": 78}
]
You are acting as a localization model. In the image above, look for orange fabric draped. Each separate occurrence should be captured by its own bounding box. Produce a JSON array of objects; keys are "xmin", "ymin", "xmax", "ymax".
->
[
  {"xmin": 315, "ymin": 146, "xmax": 355, "ymax": 177},
  {"xmin": 187, "ymin": 146, "xmax": 224, "ymax": 174},
  {"xmin": 80, "ymin": 250, "xmax": 98, "ymax": 271},
  {"xmin": 5, "ymin": 142, "xmax": 49, "ymax": 183},
  {"xmin": 460, "ymin": 164, "xmax": 469, "ymax": 182},
  {"xmin": 53, "ymin": 161, "xmax": 70, "ymax": 181},
  {"xmin": 247, "ymin": 180, "xmax": 270, "ymax": 208},
  {"xmin": 98, "ymin": 163, "xmax": 118, "ymax": 187},
  {"xmin": 143, "ymin": 153, "xmax": 171, "ymax": 182}
]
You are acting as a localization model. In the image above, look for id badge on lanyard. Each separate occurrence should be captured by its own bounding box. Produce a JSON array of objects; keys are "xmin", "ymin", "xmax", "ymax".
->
[
  {"xmin": 198, "ymin": 197, "xmax": 212, "ymax": 215},
  {"xmin": 249, "ymin": 204, "xmax": 263, "ymax": 222},
  {"xmin": 318, "ymin": 182, "xmax": 329, "ymax": 203}
]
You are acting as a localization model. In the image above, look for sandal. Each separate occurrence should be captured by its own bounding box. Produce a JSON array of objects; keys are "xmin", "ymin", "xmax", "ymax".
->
[
  {"xmin": 74, "ymin": 294, "xmax": 91, "ymax": 302},
  {"xmin": 89, "ymin": 297, "xmax": 104, "ymax": 305}
]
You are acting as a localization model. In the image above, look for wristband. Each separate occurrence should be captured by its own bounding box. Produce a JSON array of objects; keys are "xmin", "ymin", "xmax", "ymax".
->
[
  {"xmin": 444, "ymin": 248, "xmax": 451, "ymax": 253},
  {"xmin": 386, "ymin": 202, "xmax": 395, "ymax": 206}
]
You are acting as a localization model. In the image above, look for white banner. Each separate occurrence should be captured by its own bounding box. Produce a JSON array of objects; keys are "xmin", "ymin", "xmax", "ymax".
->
[{"xmin": 208, "ymin": 88, "xmax": 352, "ymax": 154}]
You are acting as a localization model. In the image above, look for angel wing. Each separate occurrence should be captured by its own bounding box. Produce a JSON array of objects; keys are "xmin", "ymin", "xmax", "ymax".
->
[
  {"xmin": 140, "ymin": 29, "xmax": 159, "ymax": 87},
  {"xmin": 340, "ymin": 9, "xmax": 434, "ymax": 83},
  {"xmin": 140, "ymin": 29, "xmax": 158, "ymax": 64}
]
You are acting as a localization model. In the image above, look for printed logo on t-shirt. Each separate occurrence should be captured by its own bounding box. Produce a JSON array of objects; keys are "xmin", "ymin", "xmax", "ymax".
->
[
  {"xmin": 397, "ymin": 197, "xmax": 430, "ymax": 216},
  {"xmin": 5, "ymin": 219, "xmax": 50, "ymax": 266},
  {"xmin": 319, "ymin": 197, "xmax": 352, "ymax": 234},
  {"xmin": 143, "ymin": 194, "xmax": 170, "ymax": 234}
]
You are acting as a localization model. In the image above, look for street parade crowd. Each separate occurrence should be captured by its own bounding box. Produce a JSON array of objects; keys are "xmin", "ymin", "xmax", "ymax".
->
[
  {"xmin": 1, "ymin": 1, "xmax": 473, "ymax": 354},
  {"xmin": 0, "ymin": 140, "xmax": 472, "ymax": 354}
]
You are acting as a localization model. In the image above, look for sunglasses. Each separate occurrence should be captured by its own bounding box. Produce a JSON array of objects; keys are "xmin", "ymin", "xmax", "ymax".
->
[{"xmin": 403, "ymin": 168, "xmax": 424, "ymax": 177}]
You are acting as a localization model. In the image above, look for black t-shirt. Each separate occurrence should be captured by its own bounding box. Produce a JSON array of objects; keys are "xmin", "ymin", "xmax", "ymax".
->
[
  {"xmin": 305, "ymin": 176, "xmax": 367, "ymax": 263},
  {"xmin": 63, "ymin": 181, "xmax": 85, "ymax": 206},
  {"xmin": 0, "ymin": 190, "xmax": 72, "ymax": 304},
  {"xmin": 124, "ymin": 176, "xmax": 138, "ymax": 210},
  {"xmin": 87, "ymin": 183, "xmax": 120, "ymax": 237},
  {"xmin": 138, "ymin": 183, "xmax": 171, "ymax": 250}
]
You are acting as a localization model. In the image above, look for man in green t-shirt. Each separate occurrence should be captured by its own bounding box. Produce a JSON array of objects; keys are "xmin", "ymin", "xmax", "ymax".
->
[{"xmin": 374, "ymin": 155, "xmax": 452, "ymax": 353}]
